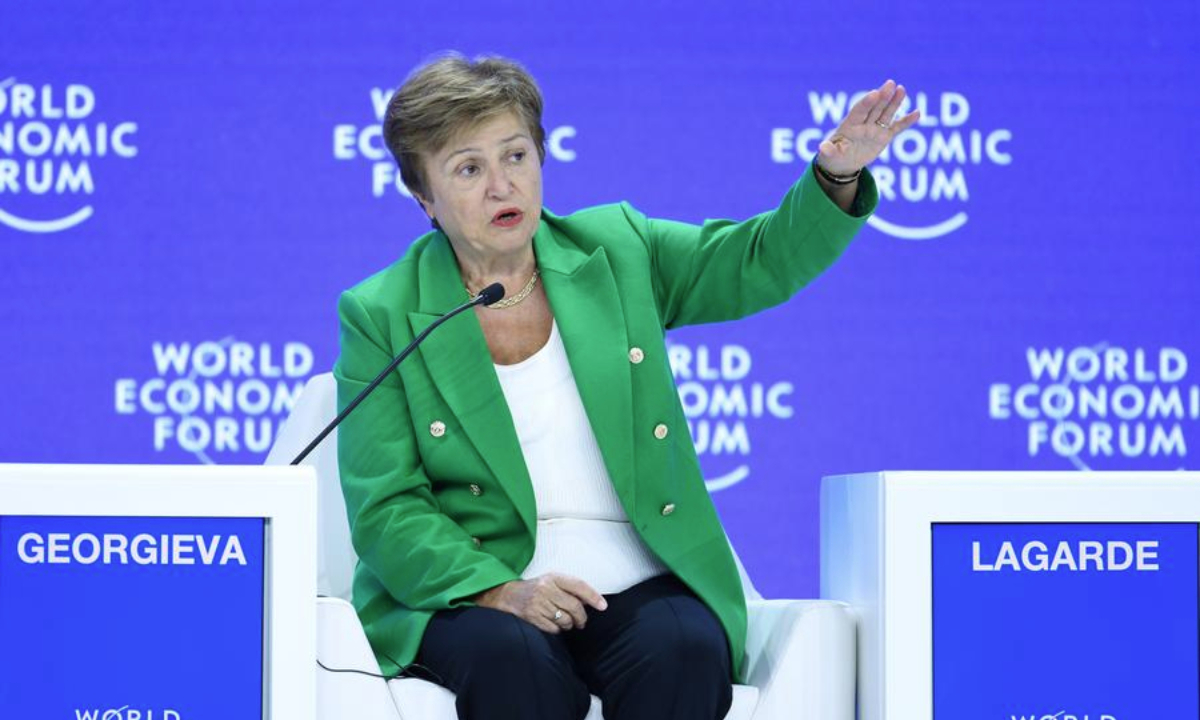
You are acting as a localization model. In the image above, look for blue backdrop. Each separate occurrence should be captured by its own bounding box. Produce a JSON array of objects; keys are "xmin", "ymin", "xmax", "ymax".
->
[{"xmin": 2, "ymin": 0, "xmax": 1197, "ymax": 598}]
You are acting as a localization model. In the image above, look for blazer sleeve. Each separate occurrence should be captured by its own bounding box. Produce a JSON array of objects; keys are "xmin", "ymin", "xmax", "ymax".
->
[
  {"xmin": 629, "ymin": 162, "xmax": 878, "ymax": 329},
  {"xmin": 334, "ymin": 289, "xmax": 520, "ymax": 610}
]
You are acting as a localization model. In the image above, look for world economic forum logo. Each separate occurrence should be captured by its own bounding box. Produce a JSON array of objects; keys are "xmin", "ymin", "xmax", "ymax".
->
[
  {"xmin": 0, "ymin": 77, "xmax": 137, "ymax": 233},
  {"xmin": 772, "ymin": 88, "xmax": 1011, "ymax": 240},
  {"xmin": 1009, "ymin": 713, "xmax": 1116, "ymax": 720},
  {"xmin": 74, "ymin": 708, "xmax": 181, "ymax": 720},
  {"xmin": 331, "ymin": 87, "xmax": 579, "ymax": 199},
  {"xmin": 988, "ymin": 343, "xmax": 1198, "ymax": 470},
  {"xmin": 669, "ymin": 340, "xmax": 795, "ymax": 492},
  {"xmin": 114, "ymin": 338, "xmax": 313, "ymax": 463}
]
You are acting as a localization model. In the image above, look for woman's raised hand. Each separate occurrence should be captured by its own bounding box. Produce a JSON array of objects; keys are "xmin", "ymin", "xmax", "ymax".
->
[
  {"xmin": 475, "ymin": 573, "xmax": 608, "ymax": 633},
  {"xmin": 817, "ymin": 79, "xmax": 921, "ymax": 176}
]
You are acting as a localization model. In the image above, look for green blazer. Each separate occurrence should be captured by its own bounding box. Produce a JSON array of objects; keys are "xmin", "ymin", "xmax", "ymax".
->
[{"xmin": 334, "ymin": 164, "xmax": 877, "ymax": 680}]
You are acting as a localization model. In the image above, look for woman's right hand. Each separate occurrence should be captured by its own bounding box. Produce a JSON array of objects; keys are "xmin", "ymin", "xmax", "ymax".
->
[{"xmin": 474, "ymin": 573, "xmax": 608, "ymax": 633}]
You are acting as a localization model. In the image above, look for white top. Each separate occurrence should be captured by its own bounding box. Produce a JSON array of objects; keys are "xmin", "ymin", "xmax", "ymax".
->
[{"xmin": 494, "ymin": 321, "xmax": 668, "ymax": 594}]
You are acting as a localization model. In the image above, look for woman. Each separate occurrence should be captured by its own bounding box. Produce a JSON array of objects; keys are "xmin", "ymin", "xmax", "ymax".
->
[{"xmin": 335, "ymin": 54, "xmax": 918, "ymax": 720}]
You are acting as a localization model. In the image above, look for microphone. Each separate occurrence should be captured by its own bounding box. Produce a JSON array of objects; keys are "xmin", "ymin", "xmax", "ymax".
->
[
  {"xmin": 477, "ymin": 282, "xmax": 504, "ymax": 306},
  {"xmin": 290, "ymin": 282, "xmax": 505, "ymax": 465}
]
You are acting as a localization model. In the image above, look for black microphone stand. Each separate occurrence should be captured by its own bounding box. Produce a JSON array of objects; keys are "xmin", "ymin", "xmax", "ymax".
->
[{"xmin": 289, "ymin": 284, "xmax": 504, "ymax": 465}]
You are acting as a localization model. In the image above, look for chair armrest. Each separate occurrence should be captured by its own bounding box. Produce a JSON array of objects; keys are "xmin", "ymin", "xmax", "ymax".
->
[
  {"xmin": 316, "ymin": 597, "xmax": 401, "ymax": 720},
  {"xmin": 743, "ymin": 599, "xmax": 856, "ymax": 720}
]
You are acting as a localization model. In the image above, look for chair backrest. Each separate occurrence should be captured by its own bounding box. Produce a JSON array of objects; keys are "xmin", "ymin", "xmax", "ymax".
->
[
  {"xmin": 266, "ymin": 372, "xmax": 762, "ymax": 602},
  {"xmin": 265, "ymin": 373, "xmax": 357, "ymax": 600}
]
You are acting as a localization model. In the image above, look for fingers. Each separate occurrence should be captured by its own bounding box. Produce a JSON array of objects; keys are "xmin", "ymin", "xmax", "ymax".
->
[
  {"xmin": 844, "ymin": 79, "xmax": 891, "ymax": 125},
  {"xmin": 519, "ymin": 575, "xmax": 595, "ymax": 633},
  {"xmin": 891, "ymin": 108, "xmax": 921, "ymax": 134},
  {"xmin": 864, "ymin": 80, "xmax": 898, "ymax": 126},
  {"xmin": 526, "ymin": 608, "xmax": 562, "ymax": 634},
  {"xmin": 493, "ymin": 578, "xmax": 560, "ymax": 633},
  {"xmin": 843, "ymin": 89, "xmax": 879, "ymax": 126},
  {"xmin": 552, "ymin": 574, "xmax": 608, "ymax": 612},
  {"xmin": 875, "ymin": 83, "xmax": 908, "ymax": 128},
  {"xmin": 548, "ymin": 590, "xmax": 589, "ymax": 629},
  {"xmin": 847, "ymin": 80, "xmax": 920, "ymax": 132},
  {"xmin": 502, "ymin": 574, "xmax": 609, "ymax": 635}
]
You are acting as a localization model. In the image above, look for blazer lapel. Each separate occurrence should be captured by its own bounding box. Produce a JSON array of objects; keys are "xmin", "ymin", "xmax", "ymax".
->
[
  {"xmin": 535, "ymin": 223, "xmax": 637, "ymax": 515},
  {"xmin": 406, "ymin": 234, "xmax": 536, "ymax": 537}
]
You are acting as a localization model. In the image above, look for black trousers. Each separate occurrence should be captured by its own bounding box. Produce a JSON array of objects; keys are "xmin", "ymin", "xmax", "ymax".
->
[{"xmin": 415, "ymin": 573, "xmax": 733, "ymax": 720}]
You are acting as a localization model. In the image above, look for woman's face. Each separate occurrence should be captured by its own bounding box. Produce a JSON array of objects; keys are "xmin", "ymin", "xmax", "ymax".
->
[{"xmin": 418, "ymin": 110, "xmax": 543, "ymax": 264}]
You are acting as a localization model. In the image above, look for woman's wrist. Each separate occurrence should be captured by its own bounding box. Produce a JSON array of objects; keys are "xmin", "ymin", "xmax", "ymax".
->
[
  {"xmin": 813, "ymin": 156, "xmax": 862, "ymax": 185},
  {"xmin": 812, "ymin": 157, "xmax": 860, "ymax": 213},
  {"xmin": 474, "ymin": 580, "xmax": 513, "ymax": 608}
]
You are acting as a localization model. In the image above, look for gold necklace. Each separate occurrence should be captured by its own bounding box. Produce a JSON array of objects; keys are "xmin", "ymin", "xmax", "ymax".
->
[{"xmin": 466, "ymin": 268, "xmax": 540, "ymax": 309}]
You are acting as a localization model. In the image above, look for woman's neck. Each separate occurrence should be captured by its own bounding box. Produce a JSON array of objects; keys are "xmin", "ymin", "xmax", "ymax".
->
[{"xmin": 455, "ymin": 246, "xmax": 537, "ymax": 294}]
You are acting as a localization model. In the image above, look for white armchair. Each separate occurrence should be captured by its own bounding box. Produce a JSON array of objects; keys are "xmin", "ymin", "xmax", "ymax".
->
[{"xmin": 267, "ymin": 373, "xmax": 856, "ymax": 720}]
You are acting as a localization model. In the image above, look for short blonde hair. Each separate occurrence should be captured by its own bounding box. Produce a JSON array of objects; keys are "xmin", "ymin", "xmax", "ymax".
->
[{"xmin": 383, "ymin": 53, "xmax": 546, "ymax": 201}]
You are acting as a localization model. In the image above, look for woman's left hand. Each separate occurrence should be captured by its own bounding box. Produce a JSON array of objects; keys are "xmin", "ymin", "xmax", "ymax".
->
[{"xmin": 817, "ymin": 79, "xmax": 921, "ymax": 176}]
